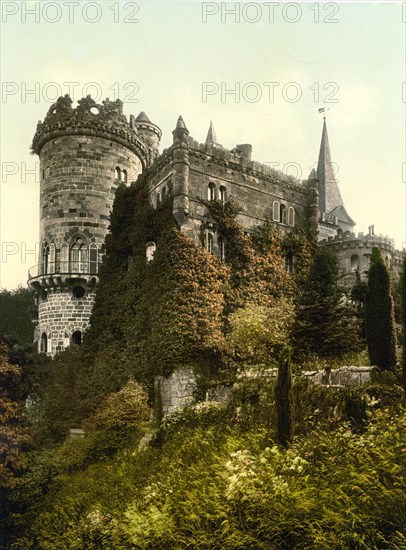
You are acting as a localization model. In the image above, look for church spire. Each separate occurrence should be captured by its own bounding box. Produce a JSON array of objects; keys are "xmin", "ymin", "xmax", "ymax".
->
[
  {"xmin": 317, "ymin": 118, "xmax": 343, "ymax": 214},
  {"xmin": 205, "ymin": 120, "xmax": 217, "ymax": 145}
]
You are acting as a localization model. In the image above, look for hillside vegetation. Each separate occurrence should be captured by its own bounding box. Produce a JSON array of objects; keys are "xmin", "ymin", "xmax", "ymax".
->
[{"xmin": 2, "ymin": 184, "xmax": 405, "ymax": 549}]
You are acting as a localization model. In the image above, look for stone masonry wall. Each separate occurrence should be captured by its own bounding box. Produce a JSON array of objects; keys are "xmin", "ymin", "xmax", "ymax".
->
[
  {"xmin": 40, "ymin": 134, "xmax": 142, "ymax": 249},
  {"xmin": 156, "ymin": 366, "xmax": 375, "ymax": 417},
  {"xmin": 37, "ymin": 287, "xmax": 95, "ymax": 355}
]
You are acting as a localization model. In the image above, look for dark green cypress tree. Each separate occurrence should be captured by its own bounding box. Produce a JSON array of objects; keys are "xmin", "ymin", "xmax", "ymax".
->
[
  {"xmin": 275, "ymin": 350, "xmax": 293, "ymax": 447},
  {"xmin": 401, "ymin": 255, "xmax": 406, "ymax": 392},
  {"xmin": 365, "ymin": 247, "xmax": 397, "ymax": 370},
  {"xmin": 293, "ymin": 246, "xmax": 361, "ymax": 359}
]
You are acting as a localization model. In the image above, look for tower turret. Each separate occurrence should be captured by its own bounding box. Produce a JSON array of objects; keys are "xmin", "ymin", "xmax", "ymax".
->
[
  {"xmin": 29, "ymin": 95, "xmax": 148, "ymax": 355},
  {"xmin": 171, "ymin": 115, "xmax": 190, "ymax": 227},
  {"xmin": 131, "ymin": 111, "xmax": 162, "ymax": 165}
]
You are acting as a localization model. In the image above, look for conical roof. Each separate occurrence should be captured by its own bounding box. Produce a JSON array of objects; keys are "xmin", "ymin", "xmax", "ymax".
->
[
  {"xmin": 175, "ymin": 115, "xmax": 187, "ymax": 130},
  {"xmin": 135, "ymin": 111, "xmax": 151, "ymax": 123},
  {"xmin": 317, "ymin": 118, "xmax": 343, "ymax": 214},
  {"xmin": 205, "ymin": 120, "xmax": 217, "ymax": 145}
]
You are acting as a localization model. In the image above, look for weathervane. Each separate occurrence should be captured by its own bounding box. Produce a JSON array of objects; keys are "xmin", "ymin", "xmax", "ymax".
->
[{"xmin": 318, "ymin": 107, "xmax": 330, "ymax": 120}]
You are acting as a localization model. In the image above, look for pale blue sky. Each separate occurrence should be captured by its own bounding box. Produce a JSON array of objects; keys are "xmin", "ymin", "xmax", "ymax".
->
[{"xmin": 1, "ymin": 1, "xmax": 405, "ymax": 288}]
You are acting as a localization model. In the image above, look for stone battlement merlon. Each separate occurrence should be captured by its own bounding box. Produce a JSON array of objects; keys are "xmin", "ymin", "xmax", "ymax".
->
[
  {"xmin": 186, "ymin": 136, "xmax": 304, "ymax": 192},
  {"xmin": 31, "ymin": 95, "xmax": 149, "ymax": 165},
  {"xmin": 320, "ymin": 230, "xmax": 395, "ymax": 249}
]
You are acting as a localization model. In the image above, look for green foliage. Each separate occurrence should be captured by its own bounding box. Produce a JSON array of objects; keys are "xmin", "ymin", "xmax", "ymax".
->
[
  {"xmin": 7, "ymin": 373, "xmax": 406, "ymax": 549},
  {"xmin": 275, "ymin": 352, "xmax": 293, "ymax": 447},
  {"xmin": 365, "ymin": 247, "xmax": 397, "ymax": 370},
  {"xmin": 402, "ymin": 255, "xmax": 406, "ymax": 392},
  {"xmin": 0, "ymin": 286, "xmax": 34, "ymax": 346},
  {"xmin": 227, "ymin": 299, "xmax": 294, "ymax": 363},
  {"xmin": 294, "ymin": 246, "xmax": 361, "ymax": 360},
  {"xmin": 83, "ymin": 380, "xmax": 151, "ymax": 442}
]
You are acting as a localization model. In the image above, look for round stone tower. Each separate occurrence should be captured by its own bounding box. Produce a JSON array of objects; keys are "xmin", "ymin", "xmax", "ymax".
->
[{"xmin": 29, "ymin": 95, "xmax": 159, "ymax": 355}]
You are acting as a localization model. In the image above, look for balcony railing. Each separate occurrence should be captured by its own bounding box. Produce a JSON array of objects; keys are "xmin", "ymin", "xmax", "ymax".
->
[{"xmin": 28, "ymin": 261, "xmax": 102, "ymax": 280}]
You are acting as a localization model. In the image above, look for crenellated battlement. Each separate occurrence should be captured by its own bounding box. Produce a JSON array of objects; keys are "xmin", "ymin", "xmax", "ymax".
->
[
  {"xmin": 31, "ymin": 94, "xmax": 148, "ymax": 165},
  {"xmin": 186, "ymin": 136, "xmax": 305, "ymax": 191},
  {"xmin": 320, "ymin": 230, "xmax": 395, "ymax": 249}
]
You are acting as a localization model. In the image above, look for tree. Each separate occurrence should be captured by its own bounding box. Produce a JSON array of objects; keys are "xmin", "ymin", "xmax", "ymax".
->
[
  {"xmin": 293, "ymin": 246, "xmax": 361, "ymax": 359},
  {"xmin": 0, "ymin": 287, "xmax": 34, "ymax": 346},
  {"xmin": 0, "ymin": 339, "xmax": 30, "ymax": 548},
  {"xmin": 275, "ymin": 350, "xmax": 293, "ymax": 447},
  {"xmin": 227, "ymin": 299, "xmax": 295, "ymax": 364},
  {"xmin": 365, "ymin": 248, "xmax": 397, "ymax": 370},
  {"xmin": 401, "ymin": 255, "xmax": 406, "ymax": 392}
]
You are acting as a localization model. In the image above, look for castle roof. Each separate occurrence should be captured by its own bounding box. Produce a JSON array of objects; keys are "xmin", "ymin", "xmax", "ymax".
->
[
  {"xmin": 135, "ymin": 111, "xmax": 151, "ymax": 123},
  {"xmin": 316, "ymin": 118, "xmax": 355, "ymax": 228},
  {"xmin": 205, "ymin": 120, "xmax": 217, "ymax": 145},
  {"xmin": 175, "ymin": 115, "xmax": 188, "ymax": 130}
]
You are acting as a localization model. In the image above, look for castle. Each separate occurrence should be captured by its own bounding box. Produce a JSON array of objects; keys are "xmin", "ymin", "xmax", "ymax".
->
[{"xmin": 28, "ymin": 95, "xmax": 403, "ymax": 356}]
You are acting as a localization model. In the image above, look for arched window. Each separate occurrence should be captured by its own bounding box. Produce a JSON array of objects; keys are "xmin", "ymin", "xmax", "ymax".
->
[
  {"xmin": 40, "ymin": 332, "xmax": 48, "ymax": 353},
  {"xmin": 207, "ymin": 233, "xmax": 214, "ymax": 254},
  {"xmin": 49, "ymin": 243, "xmax": 56, "ymax": 273},
  {"xmin": 115, "ymin": 167, "xmax": 121, "ymax": 181},
  {"xmin": 288, "ymin": 207, "xmax": 295, "ymax": 227},
  {"xmin": 122, "ymin": 169, "xmax": 128, "ymax": 183},
  {"xmin": 60, "ymin": 242, "xmax": 69, "ymax": 272},
  {"xmin": 219, "ymin": 186, "xmax": 227, "ymax": 203},
  {"xmin": 285, "ymin": 253, "xmax": 294, "ymax": 274},
  {"xmin": 273, "ymin": 201, "xmax": 280, "ymax": 222},
  {"xmin": 218, "ymin": 237, "xmax": 225, "ymax": 260},
  {"xmin": 208, "ymin": 183, "xmax": 216, "ymax": 201},
  {"xmin": 162, "ymin": 186, "xmax": 167, "ymax": 201},
  {"xmin": 89, "ymin": 243, "xmax": 98, "ymax": 274},
  {"xmin": 280, "ymin": 204, "xmax": 287, "ymax": 225},
  {"xmin": 42, "ymin": 242, "xmax": 49, "ymax": 275},
  {"xmin": 156, "ymin": 192, "xmax": 161, "ymax": 207},
  {"xmin": 70, "ymin": 237, "xmax": 88, "ymax": 273},
  {"xmin": 362, "ymin": 254, "xmax": 371, "ymax": 271},
  {"xmin": 351, "ymin": 254, "xmax": 359, "ymax": 271},
  {"xmin": 71, "ymin": 331, "xmax": 82, "ymax": 346},
  {"xmin": 146, "ymin": 241, "xmax": 156, "ymax": 262}
]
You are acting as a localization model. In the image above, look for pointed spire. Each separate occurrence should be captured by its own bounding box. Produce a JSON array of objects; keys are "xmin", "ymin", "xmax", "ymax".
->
[
  {"xmin": 172, "ymin": 115, "xmax": 189, "ymax": 142},
  {"xmin": 317, "ymin": 118, "xmax": 343, "ymax": 214},
  {"xmin": 308, "ymin": 168, "xmax": 317, "ymax": 180},
  {"xmin": 205, "ymin": 120, "xmax": 217, "ymax": 145},
  {"xmin": 135, "ymin": 111, "xmax": 151, "ymax": 123},
  {"xmin": 175, "ymin": 115, "xmax": 188, "ymax": 131}
]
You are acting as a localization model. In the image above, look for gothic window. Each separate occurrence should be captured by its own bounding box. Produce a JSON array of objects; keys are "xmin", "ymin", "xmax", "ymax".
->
[
  {"xmin": 60, "ymin": 242, "xmax": 69, "ymax": 272},
  {"xmin": 49, "ymin": 243, "xmax": 56, "ymax": 273},
  {"xmin": 122, "ymin": 169, "xmax": 128, "ymax": 183},
  {"xmin": 350, "ymin": 254, "xmax": 359, "ymax": 271},
  {"xmin": 71, "ymin": 330, "xmax": 82, "ymax": 346},
  {"xmin": 288, "ymin": 206, "xmax": 295, "ymax": 226},
  {"xmin": 218, "ymin": 237, "xmax": 225, "ymax": 260},
  {"xmin": 207, "ymin": 233, "xmax": 214, "ymax": 254},
  {"xmin": 89, "ymin": 243, "xmax": 98, "ymax": 274},
  {"xmin": 115, "ymin": 167, "xmax": 121, "ymax": 181},
  {"xmin": 273, "ymin": 201, "xmax": 280, "ymax": 222},
  {"xmin": 162, "ymin": 186, "xmax": 167, "ymax": 201},
  {"xmin": 42, "ymin": 242, "xmax": 50, "ymax": 275},
  {"xmin": 208, "ymin": 183, "xmax": 216, "ymax": 201},
  {"xmin": 146, "ymin": 241, "xmax": 156, "ymax": 262},
  {"xmin": 280, "ymin": 204, "xmax": 287, "ymax": 225},
  {"xmin": 219, "ymin": 186, "xmax": 227, "ymax": 203},
  {"xmin": 70, "ymin": 237, "xmax": 89, "ymax": 273},
  {"xmin": 285, "ymin": 252, "xmax": 294, "ymax": 274},
  {"xmin": 156, "ymin": 192, "xmax": 161, "ymax": 207},
  {"xmin": 40, "ymin": 332, "xmax": 48, "ymax": 353}
]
